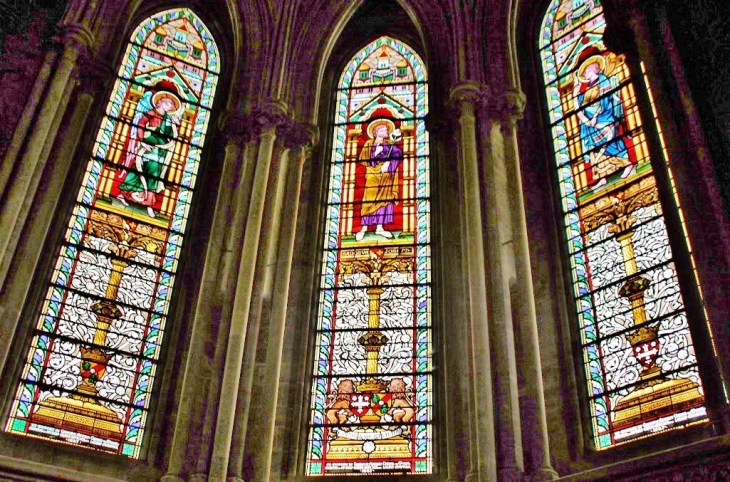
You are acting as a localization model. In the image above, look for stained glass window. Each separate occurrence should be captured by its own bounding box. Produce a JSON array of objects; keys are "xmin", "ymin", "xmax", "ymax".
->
[
  {"xmin": 5, "ymin": 8, "xmax": 219, "ymax": 458},
  {"xmin": 540, "ymin": 0, "xmax": 709, "ymax": 449},
  {"xmin": 305, "ymin": 36, "xmax": 432, "ymax": 476}
]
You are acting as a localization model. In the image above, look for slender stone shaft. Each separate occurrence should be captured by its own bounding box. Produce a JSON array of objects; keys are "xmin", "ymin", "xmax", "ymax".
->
[
  {"xmin": 451, "ymin": 82, "xmax": 497, "ymax": 482},
  {"xmin": 502, "ymin": 89, "xmax": 559, "ymax": 480},
  {"xmin": 209, "ymin": 124, "xmax": 276, "ymax": 482},
  {"xmin": 254, "ymin": 141, "xmax": 310, "ymax": 482},
  {"xmin": 0, "ymin": 25, "xmax": 93, "ymax": 290}
]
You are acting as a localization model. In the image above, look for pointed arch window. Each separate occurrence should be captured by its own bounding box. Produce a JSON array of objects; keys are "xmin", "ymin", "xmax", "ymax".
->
[
  {"xmin": 540, "ymin": 0, "xmax": 712, "ymax": 449},
  {"xmin": 5, "ymin": 8, "xmax": 220, "ymax": 458},
  {"xmin": 305, "ymin": 37, "xmax": 432, "ymax": 476}
]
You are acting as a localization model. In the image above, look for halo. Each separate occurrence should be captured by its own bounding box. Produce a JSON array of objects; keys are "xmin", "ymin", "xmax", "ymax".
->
[
  {"xmin": 577, "ymin": 54, "xmax": 606, "ymax": 82},
  {"xmin": 367, "ymin": 118, "xmax": 396, "ymax": 138},
  {"xmin": 152, "ymin": 90, "xmax": 182, "ymax": 114}
]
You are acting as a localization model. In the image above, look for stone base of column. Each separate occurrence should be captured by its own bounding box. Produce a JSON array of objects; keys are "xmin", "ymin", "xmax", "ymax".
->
[
  {"xmin": 226, "ymin": 477, "xmax": 245, "ymax": 482},
  {"xmin": 160, "ymin": 476, "xmax": 185, "ymax": 482},
  {"xmin": 531, "ymin": 467, "xmax": 560, "ymax": 480},
  {"xmin": 189, "ymin": 474, "xmax": 208, "ymax": 482},
  {"xmin": 499, "ymin": 467, "xmax": 524, "ymax": 481}
]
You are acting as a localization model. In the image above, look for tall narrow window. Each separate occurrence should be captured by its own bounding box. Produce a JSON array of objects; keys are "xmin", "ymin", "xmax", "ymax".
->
[
  {"xmin": 306, "ymin": 36, "xmax": 432, "ymax": 476},
  {"xmin": 5, "ymin": 8, "xmax": 220, "ymax": 458},
  {"xmin": 540, "ymin": 0, "xmax": 708, "ymax": 448}
]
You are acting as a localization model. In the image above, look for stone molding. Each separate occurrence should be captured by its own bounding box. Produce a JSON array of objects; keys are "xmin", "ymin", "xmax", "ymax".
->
[
  {"xmin": 480, "ymin": 87, "xmax": 526, "ymax": 130},
  {"xmin": 55, "ymin": 22, "xmax": 95, "ymax": 59},
  {"xmin": 224, "ymin": 108, "xmax": 291, "ymax": 143},
  {"xmin": 449, "ymin": 81, "xmax": 487, "ymax": 119}
]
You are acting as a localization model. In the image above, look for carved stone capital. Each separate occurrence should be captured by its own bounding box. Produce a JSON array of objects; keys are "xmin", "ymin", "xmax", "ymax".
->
[
  {"xmin": 55, "ymin": 23, "xmax": 95, "ymax": 59},
  {"xmin": 481, "ymin": 88, "xmax": 526, "ymax": 130},
  {"xmin": 449, "ymin": 81, "xmax": 488, "ymax": 119},
  {"xmin": 278, "ymin": 121, "xmax": 319, "ymax": 150},
  {"xmin": 223, "ymin": 104, "xmax": 294, "ymax": 144}
]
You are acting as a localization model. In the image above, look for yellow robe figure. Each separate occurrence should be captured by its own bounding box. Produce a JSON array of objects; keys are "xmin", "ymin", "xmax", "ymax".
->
[{"xmin": 357, "ymin": 125, "xmax": 403, "ymax": 238}]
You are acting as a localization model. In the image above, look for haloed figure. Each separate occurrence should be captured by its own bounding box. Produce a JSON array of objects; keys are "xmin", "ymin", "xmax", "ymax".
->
[
  {"xmin": 355, "ymin": 119, "xmax": 403, "ymax": 241},
  {"xmin": 116, "ymin": 89, "xmax": 181, "ymax": 218},
  {"xmin": 573, "ymin": 54, "xmax": 634, "ymax": 189}
]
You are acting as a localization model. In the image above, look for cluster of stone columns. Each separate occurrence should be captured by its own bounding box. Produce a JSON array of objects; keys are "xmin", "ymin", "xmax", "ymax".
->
[
  {"xmin": 158, "ymin": 104, "xmax": 317, "ymax": 482},
  {"xmin": 444, "ymin": 82, "xmax": 559, "ymax": 481},
  {"xmin": 0, "ymin": 10, "xmax": 102, "ymax": 387},
  {"xmin": 151, "ymin": 81, "xmax": 561, "ymax": 481}
]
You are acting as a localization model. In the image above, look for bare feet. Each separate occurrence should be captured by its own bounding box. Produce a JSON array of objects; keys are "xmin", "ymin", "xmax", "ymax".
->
[
  {"xmin": 375, "ymin": 225, "xmax": 393, "ymax": 239},
  {"xmin": 355, "ymin": 227, "xmax": 367, "ymax": 241},
  {"xmin": 116, "ymin": 194, "xmax": 129, "ymax": 207},
  {"xmin": 147, "ymin": 207, "xmax": 156, "ymax": 218},
  {"xmin": 621, "ymin": 164, "xmax": 635, "ymax": 178},
  {"xmin": 592, "ymin": 177, "xmax": 608, "ymax": 189}
]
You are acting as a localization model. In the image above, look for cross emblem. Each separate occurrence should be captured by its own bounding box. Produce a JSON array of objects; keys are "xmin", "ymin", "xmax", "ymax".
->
[
  {"xmin": 350, "ymin": 394, "xmax": 371, "ymax": 417},
  {"xmin": 634, "ymin": 340, "xmax": 658, "ymax": 367}
]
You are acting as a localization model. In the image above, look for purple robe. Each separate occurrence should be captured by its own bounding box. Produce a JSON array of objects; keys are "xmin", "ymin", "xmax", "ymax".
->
[{"xmin": 359, "ymin": 139, "xmax": 403, "ymax": 226}]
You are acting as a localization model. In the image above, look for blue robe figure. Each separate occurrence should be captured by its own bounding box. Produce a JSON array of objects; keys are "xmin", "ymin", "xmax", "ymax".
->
[{"xmin": 574, "ymin": 55, "xmax": 634, "ymax": 188}]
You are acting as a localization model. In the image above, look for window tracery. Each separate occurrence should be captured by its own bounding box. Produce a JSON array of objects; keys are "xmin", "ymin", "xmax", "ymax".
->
[
  {"xmin": 305, "ymin": 36, "xmax": 432, "ymax": 476},
  {"xmin": 540, "ymin": 0, "xmax": 709, "ymax": 449},
  {"xmin": 5, "ymin": 8, "xmax": 220, "ymax": 458}
]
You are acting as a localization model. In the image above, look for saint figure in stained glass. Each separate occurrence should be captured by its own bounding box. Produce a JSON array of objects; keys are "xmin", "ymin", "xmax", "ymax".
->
[
  {"xmin": 355, "ymin": 118, "xmax": 403, "ymax": 241},
  {"xmin": 115, "ymin": 83, "xmax": 182, "ymax": 218},
  {"xmin": 573, "ymin": 51, "xmax": 635, "ymax": 188}
]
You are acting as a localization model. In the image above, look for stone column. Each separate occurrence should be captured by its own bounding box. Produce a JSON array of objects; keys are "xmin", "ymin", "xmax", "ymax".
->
[
  {"xmin": 228, "ymin": 119, "xmax": 303, "ymax": 482},
  {"xmin": 0, "ymin": 50, "xmax": 57, "ymax": 197},
  {"xmin": 0, "ymin": 23, "xmax": 94, "ymax": 288},
  {"xmin": 0, "ymin": 64, "xmax": 104, "ymax": 378},
  {"xmin": 501, "ymin": 89, "xmax": 559, "ymax": 480},
  {"xmin": 191, "ymin": 124, "xmax": 259, "ymax": 482},
  {"xmin": 161, "ymin": 117, "xmax": 247, "ymax": 482},
  {"xmin": 427, "ymin": 113, "xmax": 470, "ymax": 481},
  {"xmin": 251, "ymin": 124, "xmax": 317, "ymax": 482},
  {"xmin": 208, "ymin": 106, "xmax": 287, "ymax": 482},
  {"xmin": 450, "ymin": 81, "xmax": 497, "ymax": 482},
  {"xmin": 479, "ymin": 88, "xmax": 524, "ymax": 481}
]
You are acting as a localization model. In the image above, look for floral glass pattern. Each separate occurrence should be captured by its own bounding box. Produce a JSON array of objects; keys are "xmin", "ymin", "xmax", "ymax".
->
[
  {"xmin": 540, "ymin": 0, "xmax": 708, "ymax": 449},
  {"xmin": 5, "ymin": 8, "xmax": 219, "ymax": 458},
  {"xmin": 305, "ymin": 36, "xmax": 432, "ymax": 476}
]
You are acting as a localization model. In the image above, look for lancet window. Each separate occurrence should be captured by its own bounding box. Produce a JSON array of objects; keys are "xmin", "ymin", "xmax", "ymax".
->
[
  {"xmin": 5, "ymin": 8, "xmax": 220, "ymax": 458},
  {"xmin": 305, "ymin": 36, "xmax": 432, "ymax": 476},
  {"xmin": 540, "ymin": 0, "xmax": 710, "ymax": 448}
]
